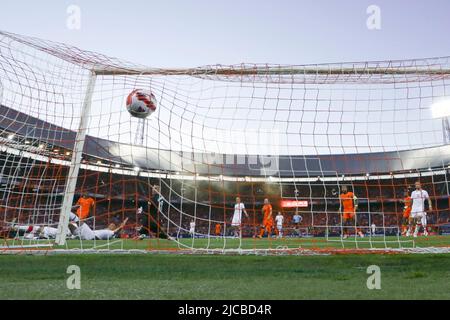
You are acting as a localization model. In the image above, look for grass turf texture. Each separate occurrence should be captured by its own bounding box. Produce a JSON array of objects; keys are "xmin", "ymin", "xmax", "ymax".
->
[{"xmin": 0, "ymin": 253, "xmax": 450, "ymax": 299}]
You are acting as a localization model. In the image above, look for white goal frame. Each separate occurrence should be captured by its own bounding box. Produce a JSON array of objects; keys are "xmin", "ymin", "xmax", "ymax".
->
[{"xmin": 56, "ymin": 73, "xmax": 97, "ymax": 245}]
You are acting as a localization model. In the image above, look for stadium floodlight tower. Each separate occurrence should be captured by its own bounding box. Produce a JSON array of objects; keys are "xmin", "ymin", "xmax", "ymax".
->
[{"xmin": 134, "ymin": 118, "xmax": 146, "ymax": 146}]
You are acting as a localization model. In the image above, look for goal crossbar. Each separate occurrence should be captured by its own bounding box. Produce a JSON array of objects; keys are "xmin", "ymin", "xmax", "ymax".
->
[{"xmin": 91, "ymin": 66, "xmax": 450, "ymax": 77}]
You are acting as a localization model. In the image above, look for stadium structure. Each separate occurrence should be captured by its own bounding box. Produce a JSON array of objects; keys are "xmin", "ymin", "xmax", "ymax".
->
[{"xmin": 0, "ymin": 30, "xmax": 450, "ymax": 254}]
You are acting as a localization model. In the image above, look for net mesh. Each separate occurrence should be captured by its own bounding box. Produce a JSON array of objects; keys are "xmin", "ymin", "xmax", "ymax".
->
[{"xmin": 1, "ymin": 30, "xmax": 449, "ymax": 254}]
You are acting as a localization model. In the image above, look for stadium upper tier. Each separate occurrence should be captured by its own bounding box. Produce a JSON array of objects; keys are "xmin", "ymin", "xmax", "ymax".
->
[{"xmin": 1, "ymin": 104, "xmax": 449, "ymax": 177}]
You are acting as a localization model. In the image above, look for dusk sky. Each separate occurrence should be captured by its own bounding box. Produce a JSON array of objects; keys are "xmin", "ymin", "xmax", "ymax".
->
[{"xmin": 1, "ymin": 0, "xmax": 450, "ymax": 67}]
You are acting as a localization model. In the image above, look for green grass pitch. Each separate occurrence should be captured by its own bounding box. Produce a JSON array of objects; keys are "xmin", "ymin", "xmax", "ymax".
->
[
  {"xmin": 1, "ymin": 236, "xmax": 449, "ymax": 300},
  {"xmin": 1, "ymin": 253, "xmax": 450, "ymax": 299}
]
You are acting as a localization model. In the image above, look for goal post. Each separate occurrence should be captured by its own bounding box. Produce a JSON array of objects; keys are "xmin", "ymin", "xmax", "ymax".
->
[{"xmin": 55, "ymin": 73, "xmax": 96, "ymax": 245}]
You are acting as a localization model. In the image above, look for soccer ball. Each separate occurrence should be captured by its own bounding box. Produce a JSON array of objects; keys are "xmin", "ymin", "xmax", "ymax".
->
[{"xmin": 126, "ymin": 89, "xmax": 157, "ymax": 119}]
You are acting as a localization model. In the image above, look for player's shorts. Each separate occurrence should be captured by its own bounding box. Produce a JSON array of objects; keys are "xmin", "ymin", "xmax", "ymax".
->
[
  {"xmin": 231, "ymin": 214, "xmax": 241, "ymax": 226},
  {"xmin": 403, "ymin": 210, "xmax": 411, "ymax": 219},
  {"xmin": 410, "ymin": 211, "xmax": 424, "ymax": 219},
  {"xmin": 343, "ymin": 211, "xmax": 354, "ymax": 220},
  {"xmin": 276, "ymin": 224, "xmax": 282, "ymax": 231},
  {"xmin": 69, "ymin": 212, "xmax": 80, "ymax": 223},
  {"xmin": 189, "ymin": 228, "xmax": 195, "ymax": 234}
]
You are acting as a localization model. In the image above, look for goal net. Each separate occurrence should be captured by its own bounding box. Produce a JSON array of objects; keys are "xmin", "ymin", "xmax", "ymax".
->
[{"xmin": 1, "ymin": 30, "xmax": 449, "ymax": 254}]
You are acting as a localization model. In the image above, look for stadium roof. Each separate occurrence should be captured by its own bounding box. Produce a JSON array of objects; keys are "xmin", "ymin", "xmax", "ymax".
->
[{"xmin": 1, "ymin": 104, "xmax": 449, "ymax": 177}]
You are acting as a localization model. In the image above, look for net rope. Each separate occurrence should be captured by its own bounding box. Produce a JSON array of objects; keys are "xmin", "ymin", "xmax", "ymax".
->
[{"xmin": 0, "ymin": 30, "xmax": 449, "ymax": 254}]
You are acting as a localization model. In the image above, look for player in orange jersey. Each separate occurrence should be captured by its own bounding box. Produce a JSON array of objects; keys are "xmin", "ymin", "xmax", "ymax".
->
[
  {"xmin": 215, "ymin": 223, "xmax": 221, "ymax": 237},
  {"xmin": 401, "ymin": 189, "xmax": 412, "ymax": 236},
  {"xmin": 339, "ymin": 185, "xmax": 363, "ymax": 239},
  {"xmin": 74, "ymin": 192, "xmax": 95, "ymax": 221},
  {"xmin": 258, "ymin": 198, "xmax": 273, "ymax": 238}
]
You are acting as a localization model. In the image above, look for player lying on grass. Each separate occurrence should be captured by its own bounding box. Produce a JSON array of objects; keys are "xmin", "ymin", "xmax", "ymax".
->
[
  {"xmin": 69, "ymin": 217, "xmax": 129, "ymax": 240},
  {"xmin": 7, "ymin": 224, "xmax": 72, "ymax": 240},
  {"xmin": 4, "ymin": 212, "xmax": 80, "ymax": 239},
  {"xmin": 406, "ymin": 181, "xmax": 432, "ymax": 237},
  {"xmin": 339, "ymin": 185, "xmax": 364, "ymax": 239},
  {"xmin": 6, "ymin": 212, "xmax": 127, "ymax": 241}
]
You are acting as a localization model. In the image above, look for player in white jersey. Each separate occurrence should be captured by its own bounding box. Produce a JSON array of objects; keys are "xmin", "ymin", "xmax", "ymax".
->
[
  {"xmin": 8, "ymin": 222, "xmax": 36, "ymax": 238},
  {"xmin": 189, "ymin": 220, "xmax": 196, "ymax": 236},
  {"xmin": 21, "ymin": 226, "xmax": 71, "ymax": 239},
  {"xmin": 38, "ymin": 226, "xmax": 57, "ymax": 239},
  {"xmin": 8, "ymin": 216, "xmax": 74, "ymax": 240},
  {"xmin": 71, "ymin": 218, "xmax": 128, "ymax": 240},
  {"xmin": 407, "ymin": 181, "xmax": 432, "ymax": 237},
  {"xmin": 11, "ymin": 225, "xmax": 71, "ymax": 240},
  {"xmin": 231, "ymin": 197, "xmax": 249, "ymax": 238},
  {"xmin": 371, "ymin": 223, "xmax": 376, "ymax": 236},
  {"xmin": 275, "ymin": 212, "xmax": 284, "ymax": 238}
]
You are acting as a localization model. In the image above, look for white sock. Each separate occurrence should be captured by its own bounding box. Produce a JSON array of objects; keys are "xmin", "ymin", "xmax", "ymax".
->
[{"xmin": 421, "ymin": 216, "xmax": 427, "ymax": 229}]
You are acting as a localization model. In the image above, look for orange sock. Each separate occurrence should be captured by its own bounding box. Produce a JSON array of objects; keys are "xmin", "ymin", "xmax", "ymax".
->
[{"xmin": 259, "ymin": 228, "xmax": 265, "ymax": 237}]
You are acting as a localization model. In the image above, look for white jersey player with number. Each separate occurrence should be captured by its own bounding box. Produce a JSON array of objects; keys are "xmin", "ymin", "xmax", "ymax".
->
[
  {"xmin": 407, "ymin": 181, "xmax": 432, "ymax": 237},
  {"xmin": 231, "ymin": 197, "xmax": 248, "ymax": 238},
  {"xmin": 410, "ymin": 190, "xmax": 429, "ymax": 218},
  {"xmin": 232, "ymin": 199, "xmax": 245, "ymax": 227},
  {"xmin": 275, "ymin": 212, "xmax": 284, "ymax": 238}
]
